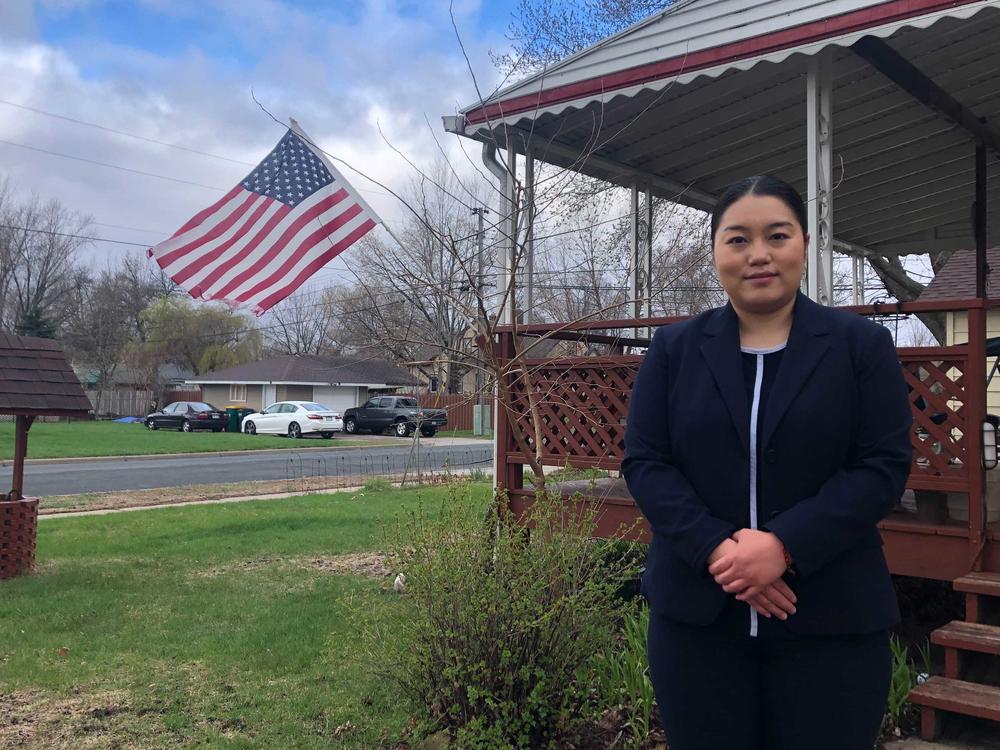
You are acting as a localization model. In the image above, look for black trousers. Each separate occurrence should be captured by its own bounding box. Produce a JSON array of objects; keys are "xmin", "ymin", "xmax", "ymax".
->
[{"xmin": 647, "ymin": 611, "xmax": 891, "ymax": 750}]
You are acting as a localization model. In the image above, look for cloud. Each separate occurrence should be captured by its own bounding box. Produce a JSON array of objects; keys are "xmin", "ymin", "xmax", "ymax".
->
[{"xmin": 0, "ymin": 0, "xmax": 512, "ymax": 284}]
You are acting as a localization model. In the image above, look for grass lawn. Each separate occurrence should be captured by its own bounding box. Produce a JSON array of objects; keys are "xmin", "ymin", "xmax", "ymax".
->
[
  {"xmin": 0, "ymin": 482, "xmax": 492, "ymax": 749},
  {"xmin": 0, "ymin": 421, "xmax": 378, "ymax": 460}
]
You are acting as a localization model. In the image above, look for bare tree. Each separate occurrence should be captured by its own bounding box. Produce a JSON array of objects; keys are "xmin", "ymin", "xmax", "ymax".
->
[
  {"xmin": 263, "ymin": 288, "xmax": 343, "ymax": 356},
  {"xmin": 335, "ymin": 163, "xmax": 484, "ymax": 393},
  {"xmin": 0, "ymin": 189, "xmax": 92, "ymax": 338},
  {"xmin": 63, "ymin": 270, "xmax": 133, "ymax": 415},
  {"xmin": 493, "ymin": 0, "xmax": 674, "ymax": 77}
]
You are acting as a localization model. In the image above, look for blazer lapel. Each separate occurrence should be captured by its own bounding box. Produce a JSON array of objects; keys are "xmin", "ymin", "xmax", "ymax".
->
[
  {"xmin": 760, "ymin": 292, "xmax": 832, "ymax": 447},
  {"xmin": 700, "ymin": 303, "xmax": 750, "ymax": 456}
]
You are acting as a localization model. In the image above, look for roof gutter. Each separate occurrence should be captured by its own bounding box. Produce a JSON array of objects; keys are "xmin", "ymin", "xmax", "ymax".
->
[{"xmin": 480, "ymin": 141, "xmax": 507, "ymax": 183}]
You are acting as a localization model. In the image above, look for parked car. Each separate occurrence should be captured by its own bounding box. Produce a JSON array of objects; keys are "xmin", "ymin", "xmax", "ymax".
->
[
  {"xmin": 240, "ymin": 401, "xmax": 344, "ymax": 438},
  {"xmin": 342, "ymin": 396, "xmax": 447, "ymax": 437},
  {"xmin": 145, "ymin": 401, "xmax": 228, "ymax": 432}
]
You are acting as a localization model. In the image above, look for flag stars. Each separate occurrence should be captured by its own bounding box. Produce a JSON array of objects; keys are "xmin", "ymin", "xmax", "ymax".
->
[{"xmin": 239, "ymin": 130, "xmax": 334, "ymax": 206}]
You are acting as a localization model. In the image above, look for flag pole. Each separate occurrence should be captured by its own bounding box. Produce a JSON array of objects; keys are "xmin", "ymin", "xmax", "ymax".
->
[{"xmin": 288, "ymin": 117, "xmax": 408, "ymax": 252}]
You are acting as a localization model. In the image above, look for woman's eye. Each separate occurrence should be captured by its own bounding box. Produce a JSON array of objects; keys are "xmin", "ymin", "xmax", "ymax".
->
[
  {"xmin": 770, "ymin": 233, "xmax": 790, "ymax": 241},
  {"xmin": 726, "ymin": 236, "xmax": 747, "ymax": 245}
]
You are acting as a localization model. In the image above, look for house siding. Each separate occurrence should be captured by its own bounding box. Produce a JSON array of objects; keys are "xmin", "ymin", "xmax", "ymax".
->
[
  {"xmin": 202, "ymin": 384, "xmax": 263, "ymax": 411},
  {"xmin": 277, "ymin": 384, "xmax": 313, "ymax": 401},
  {"xmin": 947, "ymin": 310, "xmax": 1000, "ymax": 414}
]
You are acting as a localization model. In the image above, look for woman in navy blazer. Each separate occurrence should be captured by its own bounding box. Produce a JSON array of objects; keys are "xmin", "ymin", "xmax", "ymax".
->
[{"xmin": 623, "ymin": 176, "xmax": 912, "ymax": 750}]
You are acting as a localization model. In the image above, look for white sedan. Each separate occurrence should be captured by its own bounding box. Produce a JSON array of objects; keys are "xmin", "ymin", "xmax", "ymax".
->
[{"xmin": 241, "ymin": 401, "xmax": 344, "ymax": 439}]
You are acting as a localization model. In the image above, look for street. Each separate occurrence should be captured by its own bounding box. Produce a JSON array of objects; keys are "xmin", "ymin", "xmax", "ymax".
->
[{"xmin": 0, "ymin": 438, "xmax": 493, "ymax": 497}]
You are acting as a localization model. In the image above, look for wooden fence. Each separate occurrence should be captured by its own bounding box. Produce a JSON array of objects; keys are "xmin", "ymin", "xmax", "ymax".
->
[
  {"xmin": 85, "ymin": 389, "xmax": 153, "ymax": 418},
  {"xmin": 404, "ymin": 393, "xmax": 495, "ymax": 432}
]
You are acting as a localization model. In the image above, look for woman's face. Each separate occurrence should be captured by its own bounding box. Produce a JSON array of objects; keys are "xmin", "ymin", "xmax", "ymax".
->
[{"xmin": 712, "ymin": 194, "xmax": 807, "ymax": 315}]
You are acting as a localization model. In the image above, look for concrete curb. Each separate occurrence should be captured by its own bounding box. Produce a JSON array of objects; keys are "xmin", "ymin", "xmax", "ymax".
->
[{"xmin": 1, "ymin": 437, "xmax": 491, "ymax": 467}]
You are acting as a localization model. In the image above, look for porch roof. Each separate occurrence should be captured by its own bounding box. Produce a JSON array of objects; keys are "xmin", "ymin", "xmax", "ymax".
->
[{"xmin": 446, "ymin": 0, "xmax": 1000, "ymax": 255}]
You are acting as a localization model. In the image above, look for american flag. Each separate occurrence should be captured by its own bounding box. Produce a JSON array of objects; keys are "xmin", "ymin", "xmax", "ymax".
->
[{"xmin": 148, "ymin": 123, "xmax": 379, "ymax": 315}]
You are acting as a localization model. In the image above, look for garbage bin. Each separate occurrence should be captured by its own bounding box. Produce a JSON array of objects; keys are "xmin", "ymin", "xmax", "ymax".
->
[{"xmin": 226, "ymin": 407, "xmax": 242, "ymax": 433}]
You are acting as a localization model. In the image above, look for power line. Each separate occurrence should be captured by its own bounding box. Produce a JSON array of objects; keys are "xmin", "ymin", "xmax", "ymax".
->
[
  {"xmin": 0, "ymin": 138, "xmax": 226, "ymax": 191},
  {"xmin": 0, "ymin": 98, "xmax": 257, "ymax": 166},
  {"xmin": 0, "ymin": 223, "xmax": 150, "ymax": 248},
  {"xmin": 92, "ymin": 221, "xmax": 170, "ymax": 235},
  {"xmin": 0, "ymin": 101, "xmax": 394, "ymax": 200}
]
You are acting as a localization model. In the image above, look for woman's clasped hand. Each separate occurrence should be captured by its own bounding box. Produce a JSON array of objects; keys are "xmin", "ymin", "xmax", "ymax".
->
[{"xmin": 707, "ymin": 531, "xmax": 797, "ymax": 620}]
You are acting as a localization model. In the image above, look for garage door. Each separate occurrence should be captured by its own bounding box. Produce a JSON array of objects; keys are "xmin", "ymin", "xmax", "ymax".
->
[{"xmin": 311, "ymin": 386, "xmax": 359, "ymax": 415}]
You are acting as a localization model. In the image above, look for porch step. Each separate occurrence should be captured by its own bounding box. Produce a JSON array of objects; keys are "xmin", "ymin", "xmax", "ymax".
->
[
  {"xmin": 909, "ymin": 677, "xmax": 1000, "ymax": 740},
  {"xmin": 932, "ymin": 621, "xmax": 1000, "ymax": 657},
  {"xmin": 954, "ymin": 572, "xmax": 1000, "ymax": 598},
  {"xmin": 954, "ymin": 572, "xmax": 1000, "ymax": 623}
]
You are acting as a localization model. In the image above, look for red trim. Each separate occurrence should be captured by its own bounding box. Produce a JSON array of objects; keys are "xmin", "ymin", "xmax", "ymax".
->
[{"xmin": 466, "ymin": 0, "xmax": 982, "ymax": 125}]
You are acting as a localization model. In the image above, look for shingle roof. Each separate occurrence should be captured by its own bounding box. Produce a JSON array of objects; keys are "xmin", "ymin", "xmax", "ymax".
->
[
  {"xmin": 0, "ymin": 334, "xmax": 93, "ymax": 416},
  {"xmin": 918, "ymin": 248, "xmax": 1000, "ymax": 302},
  {"xmin": 187, "ymin": 354, "xmax": 423, "ymax": 387}
]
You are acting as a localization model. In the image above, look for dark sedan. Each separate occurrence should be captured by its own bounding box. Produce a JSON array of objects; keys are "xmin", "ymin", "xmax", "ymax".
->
[{"xmin": 145, "ymin": 401, "xmax": 228, "ymax": 432}]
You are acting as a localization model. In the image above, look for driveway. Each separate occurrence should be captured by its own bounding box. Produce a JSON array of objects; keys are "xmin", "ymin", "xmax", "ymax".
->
[{"xmin": 0, "ymin": 438, "xmax": 493, "ymax": 496}]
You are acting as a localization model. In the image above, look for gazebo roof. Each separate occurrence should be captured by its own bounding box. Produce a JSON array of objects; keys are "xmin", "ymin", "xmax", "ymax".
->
[
  {"xmin": 0, "ymin": 334, "xmax": 92, "ymax": 417},
  {"xmin": 445, "ymin": 0, "xmax": 1000, "ymax": 256}
]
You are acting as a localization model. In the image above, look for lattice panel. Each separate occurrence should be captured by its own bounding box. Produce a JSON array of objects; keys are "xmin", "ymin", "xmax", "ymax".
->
[
  {"xmin": 0, "ymin": 497, "xmax": 38, "ymax": 580},
  {"xmin": 507, "ymin": 358, "xmax": 641, "ymax": 463},
  {"xmin": 900, "ymin": 358, "xmax": 968, "ymax": 484},
  {"xmin": 505, "ymin": 351, "xmax": 975, "ymax": 486}
]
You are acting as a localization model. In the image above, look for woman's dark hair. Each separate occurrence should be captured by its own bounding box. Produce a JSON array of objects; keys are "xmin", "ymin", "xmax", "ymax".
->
[{"xmin": 710, "ymin": 175, "xmax": 808, "ymax": 240}]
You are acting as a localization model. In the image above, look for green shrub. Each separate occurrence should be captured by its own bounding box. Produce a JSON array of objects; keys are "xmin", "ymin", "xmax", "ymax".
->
[
  {"xmin": 377, "ymin": 485, "xmax": 639, "ymax": 749},
  {"xmin": 884, "ymin": 634, "xmax": 931, "ymax": 734},
  {"xmin": 589, "ymin": 603, "xmax": 656, "ymax": 749},
  {"xmin": 362, "ymin": 477, "xmax": 392, "ymax": 493}
]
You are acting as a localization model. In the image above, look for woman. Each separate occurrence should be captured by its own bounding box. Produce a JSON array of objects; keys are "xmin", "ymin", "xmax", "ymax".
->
[{"xmin": 622, "ymin": 175, "xmax": 912, "ymax": 750}]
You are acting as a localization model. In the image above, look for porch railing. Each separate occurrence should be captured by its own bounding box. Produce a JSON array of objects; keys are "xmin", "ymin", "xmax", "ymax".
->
[{"xmin": 493, "ymin": 299, "xmax": 992, "ymax": 578}]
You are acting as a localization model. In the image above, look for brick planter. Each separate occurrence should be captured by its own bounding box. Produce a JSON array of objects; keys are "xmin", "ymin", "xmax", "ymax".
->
[{"xmin": 0, "ymin": 497, "xmax": 39, "ymax": 580}]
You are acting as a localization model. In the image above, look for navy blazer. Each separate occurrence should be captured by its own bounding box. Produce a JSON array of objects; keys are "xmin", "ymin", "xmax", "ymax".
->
[{"xmin": 622, "ymin": 292, "xmax": 912, "ymax": 635}]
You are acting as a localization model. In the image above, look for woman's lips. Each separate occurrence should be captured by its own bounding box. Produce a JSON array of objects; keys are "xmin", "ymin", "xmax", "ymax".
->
[{"xmin": 745, "ymin": 272, "xmax": 778, "ymax": 285}]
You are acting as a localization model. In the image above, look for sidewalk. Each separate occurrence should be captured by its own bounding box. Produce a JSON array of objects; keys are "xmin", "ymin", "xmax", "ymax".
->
[{"xmin": 37, "ymin": 467, "xmax": 492, "ymax": 519}]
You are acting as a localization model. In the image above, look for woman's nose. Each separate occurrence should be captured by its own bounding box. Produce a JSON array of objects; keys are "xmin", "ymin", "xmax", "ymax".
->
[{"xmin": 747, "ymin": 242, "xmax": 771, "ymax": 263}]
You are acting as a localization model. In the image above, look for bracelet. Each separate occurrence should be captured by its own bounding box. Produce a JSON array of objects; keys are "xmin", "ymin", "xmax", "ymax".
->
[{"xmin": 781, "ymin": 544, "xmax": 795, "ymax": 574}]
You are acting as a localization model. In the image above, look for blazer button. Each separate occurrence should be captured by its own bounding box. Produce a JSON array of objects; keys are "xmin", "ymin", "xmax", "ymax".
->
[{"xmin": 764, "ymin": 448, "xmax": 778, "ymax": 464}]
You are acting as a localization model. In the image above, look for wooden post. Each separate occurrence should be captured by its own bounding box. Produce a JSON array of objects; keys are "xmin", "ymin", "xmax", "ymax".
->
[
  {"xmin": 969, "ymin": 143, "xmax": 989, "ymax": 569},
  {"xmin": 10, "ymin": 415, "xmax": 33, "ymax": 501},
  {"xmin": 968, "ymin": 304, "xmax": 987, "ymax": 568},
  {"xmin": 975, "ymin": 143, "xmax": 987, "ymax": 299},
  {"xmin": 494, "ymin": 331, "xmax": 512, "ymax": 516}
]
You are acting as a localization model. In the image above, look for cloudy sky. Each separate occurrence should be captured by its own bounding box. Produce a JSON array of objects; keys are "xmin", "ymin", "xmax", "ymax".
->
[{"xmin": 0, "ymin": 0, "xmax": 518, "ymax": 290}]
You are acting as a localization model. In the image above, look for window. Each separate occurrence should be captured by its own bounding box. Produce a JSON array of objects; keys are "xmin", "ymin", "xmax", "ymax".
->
[
  {"xmin": 429, "ymin": 377, "xmax": 439, "ymax": 392},
  {"xmin": 279, "ymin": 404, "xmax": 297, "ymax": 413},
  {"xmin": 363, "ymin": 400, "xmax": 379, "ymax": 409},
  {"xmin": 263, "ymin": 403, "xmax": 283, "ymax": 415},
  {"xmin": 301, "ymin": 403, "xmax": 329, "ymax": 411},
  {"xmin": 397, "ymin": 398, "xmax": 418, "ymax": 408},
  {"xmin": 229, "ymin": 384, "xmax": 247, "ymax": 402},
  {"xmin": 164, "ymin": 403, "xmax": 181, "ymax": 414},
  {"xmin": 378, "ymin": 397, "xmax": 395, "ymax": 408}
]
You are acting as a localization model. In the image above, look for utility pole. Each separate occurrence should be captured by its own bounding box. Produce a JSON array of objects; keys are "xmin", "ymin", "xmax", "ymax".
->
[{"xmin": 472, "ymin": 206, "xmax": 489, "ymax": 436}]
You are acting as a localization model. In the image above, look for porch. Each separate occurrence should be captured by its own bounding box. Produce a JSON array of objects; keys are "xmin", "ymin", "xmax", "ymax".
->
[{"xmin": 494, "ymin": 298, "xmax": 999, "ymax": 581}]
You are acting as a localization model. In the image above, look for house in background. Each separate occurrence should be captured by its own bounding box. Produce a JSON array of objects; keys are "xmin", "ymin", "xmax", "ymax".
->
[
  {"xmin": 919, "ymin": 247, "xmax": 1000, "ymax": 412},
  {"xmin": 73, "ymin": 363, "xmax": 195, "ymax": 417},
  {"xmin": 186, "ymin": 354, "xmax": 422, "ymax": 414},
  {"xmin": 405, "ymin": 345, "xmax": 476, "ymax": 395}
]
